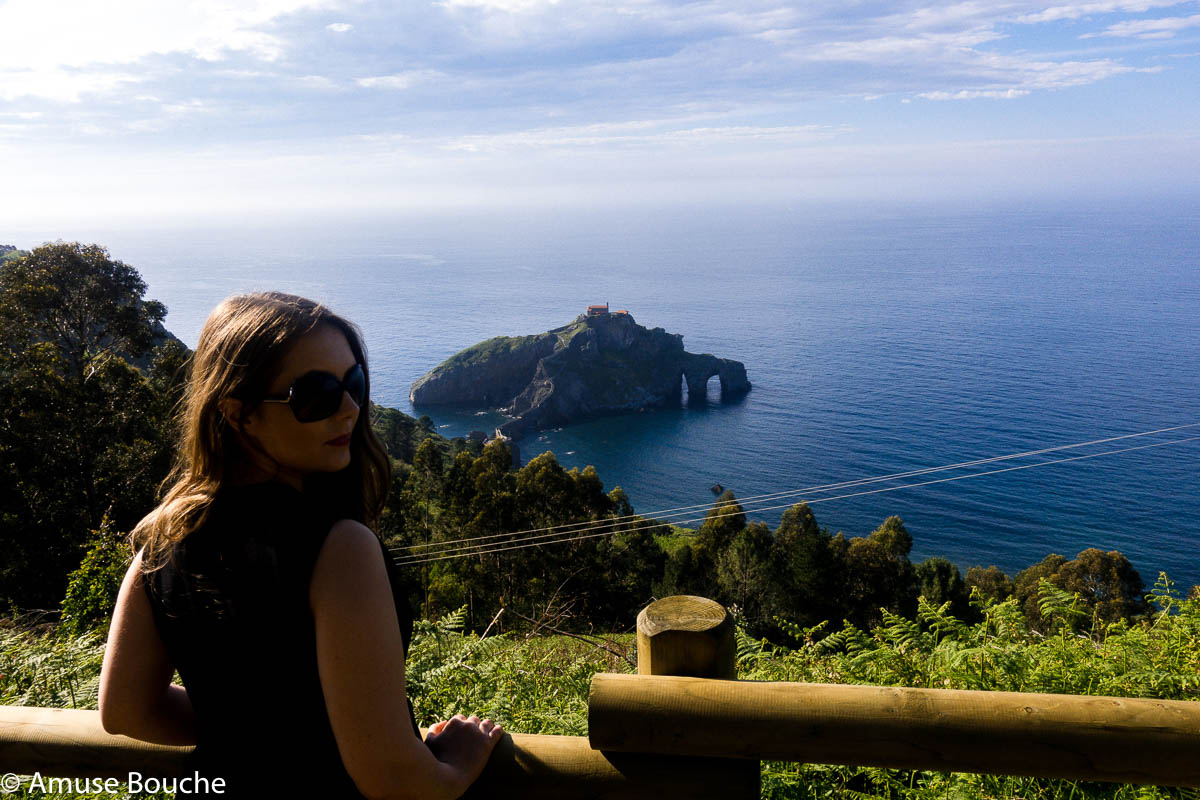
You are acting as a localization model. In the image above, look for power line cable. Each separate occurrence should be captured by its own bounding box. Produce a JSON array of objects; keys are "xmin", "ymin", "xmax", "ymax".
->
[
  {"xmin": 393, "ymin": 434, "xmax": 1200, "ymax": 566},
  {"xmin": 389, "ymin": 422, "xmax": 1200, "ymax": 559}
]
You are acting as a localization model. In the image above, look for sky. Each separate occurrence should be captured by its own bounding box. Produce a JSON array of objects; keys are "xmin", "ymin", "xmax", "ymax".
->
[{"xmin": 1, "ymin": 0, "xmax": 1199, "ymax": 225}]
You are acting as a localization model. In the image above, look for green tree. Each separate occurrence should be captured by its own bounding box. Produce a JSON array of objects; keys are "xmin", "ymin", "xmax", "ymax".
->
[
  {"xmin": 1014, "ymin": 554, "xmax": 1068, "ymax": 630},
  {"xmin": 717, "ymin": 521, "xmax": 773, "ymax": 627},
  {"xmin": 582, "ymin": 513, "xmax": 665, "ymax": 628},
  {"xmin": 516, "ymin": 452, "xmax": 578, "ymax": 530},
  {"xmin": 695, "ymin": 490, "xmax": 746, "ymax": 558},
  {"xmin": 410, "ymin": 439, "xmax": 446, "ymax": 527},
  {"xmin": 1059, "ymin": 549, "xmax": 1147, "ymax": 623},
  {"xmin": 914, "ymin": 556, "xmax": 971, "ymax": 619},
  {"xmin": 147, "ymin": 337, "xmax": 191, "ymax": 410},
  {"xmin": 871, "ymin": 515, "xmax": 913, "ymax": 558},
  {"xmin": 441, "ymin": 450, "xmax": 477, "ymax": 531},
  {"xmin": 657, "ymin": 543, "xmax": 709, "ymax": 598},
  {"xmin": 427, "ymin": 440, "xmax": 518, "ymax": 628},
  {"xmin": 0, "ymin": 242, "xmax": 165, "ymax": 382},
  {"xmin": 1014, "ymin": 549, "xmax": 1147, "ymax": 631},
  {"xmin": 965, "ymin": 565, "xmax": 1014, "ymax": 605},
  {"xmin": 768, "ymin": 502, "xmax": 843, "ymax": 633},
  {"xmin": 656, "ymin": 491, "xmax": 746, "ymax": 605},
  {"xmin": 842, "ymin": 516, "xmax": 917, "ymax": 628},
  {"xmin": 608, "ymin": 486, "xmax": 634, "ymax": 518},
  {"xmin": 0, "ymin": 243, "xmax": 171, "ymax": 609},
  {"xmin": 371, "ymin": 403, "xmax": 448, "ymax": 464}
]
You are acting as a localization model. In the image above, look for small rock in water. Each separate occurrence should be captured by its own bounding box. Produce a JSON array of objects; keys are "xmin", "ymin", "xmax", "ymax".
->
[{"xmin": 711, "ymin": 483, "xmax": 724, "ymax": 495}]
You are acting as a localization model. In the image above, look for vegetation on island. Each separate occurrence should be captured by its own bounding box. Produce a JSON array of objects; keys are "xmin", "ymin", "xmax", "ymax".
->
[
  {"xmin": 433, "ymin": 320, "xmax": 590, "ymax": 373},
  {"xmin": 2, "ymin": 242, "xmax": 1197, "ymax": 799},
  {"xmin": 441, "ymin": 331, "xmax": 556, "ymax": 370}
]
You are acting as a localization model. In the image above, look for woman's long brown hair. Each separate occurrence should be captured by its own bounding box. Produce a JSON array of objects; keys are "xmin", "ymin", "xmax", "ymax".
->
[{"xmin": 132, "ymin": 292, "xmax": 391, "ymax": 573}]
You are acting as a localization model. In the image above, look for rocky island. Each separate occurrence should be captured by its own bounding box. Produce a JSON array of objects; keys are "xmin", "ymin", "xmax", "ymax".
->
[{"xmin": 410, "ymin": 306, "xmax": 750, "ymax": 440}]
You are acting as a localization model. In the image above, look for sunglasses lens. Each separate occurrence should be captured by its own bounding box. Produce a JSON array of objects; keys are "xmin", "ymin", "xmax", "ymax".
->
[
  {"xmin": 345, "ymin": 364, "xmax": 366, "ymax": 406},
  {"xmin": 287, "ymin": 364, "xmax": 366, "ymax": 422},
  {"xmin": 290, "ymin": 373, "xmax": 341, "ymax": 422}
]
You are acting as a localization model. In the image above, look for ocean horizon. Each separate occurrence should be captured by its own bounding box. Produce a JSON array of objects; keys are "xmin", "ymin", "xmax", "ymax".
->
[{"xmin": 8, "ymin": 197, "xmax": 1199, "ymax": 587}]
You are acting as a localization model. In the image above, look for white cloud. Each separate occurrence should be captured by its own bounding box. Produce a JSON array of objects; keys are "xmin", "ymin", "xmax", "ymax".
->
[
  {"xmin": 1084, "ymin": 12, "xmax": 1200, "ymax": 37},
  {"xmin": 1016, "ymin": 0, "xmax": 1188, "ymax": 23},
  {"xmin": 326, "ymin": 22, "xmax": 354, "ymax": 32},
  {"xmin": 0, "ymin": 69, "xmax": 144, "ymax": 103},
  {"xmin": 0, "ymin": 0, "xmax": 336, "ymax": 70},
  {"xmin": 161, "ymin": 99, "xmax": 209, "ymax": 115},
  {"xmin": 356, "ymin": 71, "xmax": 444, "ymax": 89},
  {"xmin": 975, "ymin": 52, "xmax": 1149, "ymax": 86},
  {"xmin": 298, "ymin": 75, "xmax": 339, "ymax": 89},
  {"xmin": 776, "ymin": 22, "xmax": 1145, "ymax": 97},
  {"xmin": 795, "ymin": 30, "xmax": 1008, "ymax": 62},
  {"xmin": 438, "ymin": 0, "xmax": 561, "ymax": 11},
  {"xmin": 920, "ymin": 88, "xmax": 1032, "ymax": 99},
  {"xmin": 439, "ymin": 121, "xmax": 854, "ymax": 152},
  {"xmin": 0, "ymin": 0, "xmax": 335, "ymax": 101},
  {"xmin": 883, "ymin": 2, "xmax": 1030, "ymax": 32}
]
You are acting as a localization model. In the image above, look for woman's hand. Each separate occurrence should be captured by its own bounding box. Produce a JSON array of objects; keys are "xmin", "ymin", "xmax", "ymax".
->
[
  {"xmin": 424, "ymin": 715, "xmax": 504, "ymax": 783},
  {"xmin": 313, "ymin": 521, "xmax": 502, "ymax": 800}
]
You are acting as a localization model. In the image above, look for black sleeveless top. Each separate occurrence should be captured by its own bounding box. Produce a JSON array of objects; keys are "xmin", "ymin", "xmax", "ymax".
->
[{"xmin": 143, "ymin": 482, "xmax": 418, "ymax": 798}]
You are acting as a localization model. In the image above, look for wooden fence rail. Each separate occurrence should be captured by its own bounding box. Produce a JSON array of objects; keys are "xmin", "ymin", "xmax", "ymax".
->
[
  {"xmin": 2, "ymin": 595, "xmax": 1197, "ymax": 797},
  {"xmin": 0, "ymin": 705, "xmax": 752, "ymax": 800},
  {"xmin": 588, "ymin": 673, "xmax": 1200, "ymax": 787}
]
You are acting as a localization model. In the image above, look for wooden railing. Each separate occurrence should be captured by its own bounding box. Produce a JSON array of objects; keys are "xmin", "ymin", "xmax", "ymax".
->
[{"xmin": 2, "ymin": 596, "xmax": 1199, "ymax": 798}]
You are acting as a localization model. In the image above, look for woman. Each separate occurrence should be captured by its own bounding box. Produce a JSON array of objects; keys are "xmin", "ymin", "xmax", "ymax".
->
[{"xmin": 99, "ymin": 292, "xmax": 502, "ymax": 799}]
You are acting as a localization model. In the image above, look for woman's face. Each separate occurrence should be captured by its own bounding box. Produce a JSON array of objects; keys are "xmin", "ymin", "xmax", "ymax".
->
[{"xmin": 234, "ymin": 323, "xmax": 361, "ymax": 487}]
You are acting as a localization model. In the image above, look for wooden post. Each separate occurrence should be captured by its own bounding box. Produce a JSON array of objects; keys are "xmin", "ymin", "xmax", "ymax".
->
[
  {"xmin": 590, "ymin": 595, "xmax": 759, "ymax": 798},
  {"xmin": 588, "ymin": 674, "xmax": 1200, "ymax": 787},
  {"xmin": 635, "ymin": 595, "xmax": 736, "ymax": 679}
]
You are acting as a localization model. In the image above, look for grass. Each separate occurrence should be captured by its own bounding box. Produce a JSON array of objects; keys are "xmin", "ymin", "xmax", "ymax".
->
[{"xmin": 0, "ymin": 618, "xmax": 174, "ymax": 799}]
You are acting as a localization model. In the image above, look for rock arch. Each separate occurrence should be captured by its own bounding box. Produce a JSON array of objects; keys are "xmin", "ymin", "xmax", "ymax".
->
[{"xmin": 681, "ymin": 354, "xmax": 751, "ymax": 405}]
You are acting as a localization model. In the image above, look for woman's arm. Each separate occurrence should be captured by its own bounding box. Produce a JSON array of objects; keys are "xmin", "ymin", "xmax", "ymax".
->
[
  {"xmin": 310, "ymin": 520, "xmax": 502, "ymax": 800},
  {"xmin": 98, "ymin": 549, "xmax": 196, "ymax": 745}
]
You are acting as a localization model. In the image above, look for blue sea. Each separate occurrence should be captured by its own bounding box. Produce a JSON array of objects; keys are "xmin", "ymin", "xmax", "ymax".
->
[{"xmin": 11, "ymin": 198, "xmax": 1200, "ymax": 587}]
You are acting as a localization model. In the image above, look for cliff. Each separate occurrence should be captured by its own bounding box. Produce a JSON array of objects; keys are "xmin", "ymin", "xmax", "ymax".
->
[{"xmin": 409, "ymin": 313, "xmax": 750, "ymax": 439}]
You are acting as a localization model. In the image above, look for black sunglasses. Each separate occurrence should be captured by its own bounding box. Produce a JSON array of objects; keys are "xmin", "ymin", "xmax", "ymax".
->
[{"xmin": 260, "ymin": 363, "xmax": 366, "ymax": 423}]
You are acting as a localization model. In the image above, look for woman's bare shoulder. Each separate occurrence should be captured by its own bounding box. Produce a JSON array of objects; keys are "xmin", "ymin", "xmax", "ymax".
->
[{"xmin": 309, "ymin": 519, "xmax": 387, "ymax": 605}]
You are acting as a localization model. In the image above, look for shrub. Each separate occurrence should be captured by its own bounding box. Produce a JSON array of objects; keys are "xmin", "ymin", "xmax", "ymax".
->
[{"xmin": 59, "ymin": 516, "xmax": 129, "ymax": 638}]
